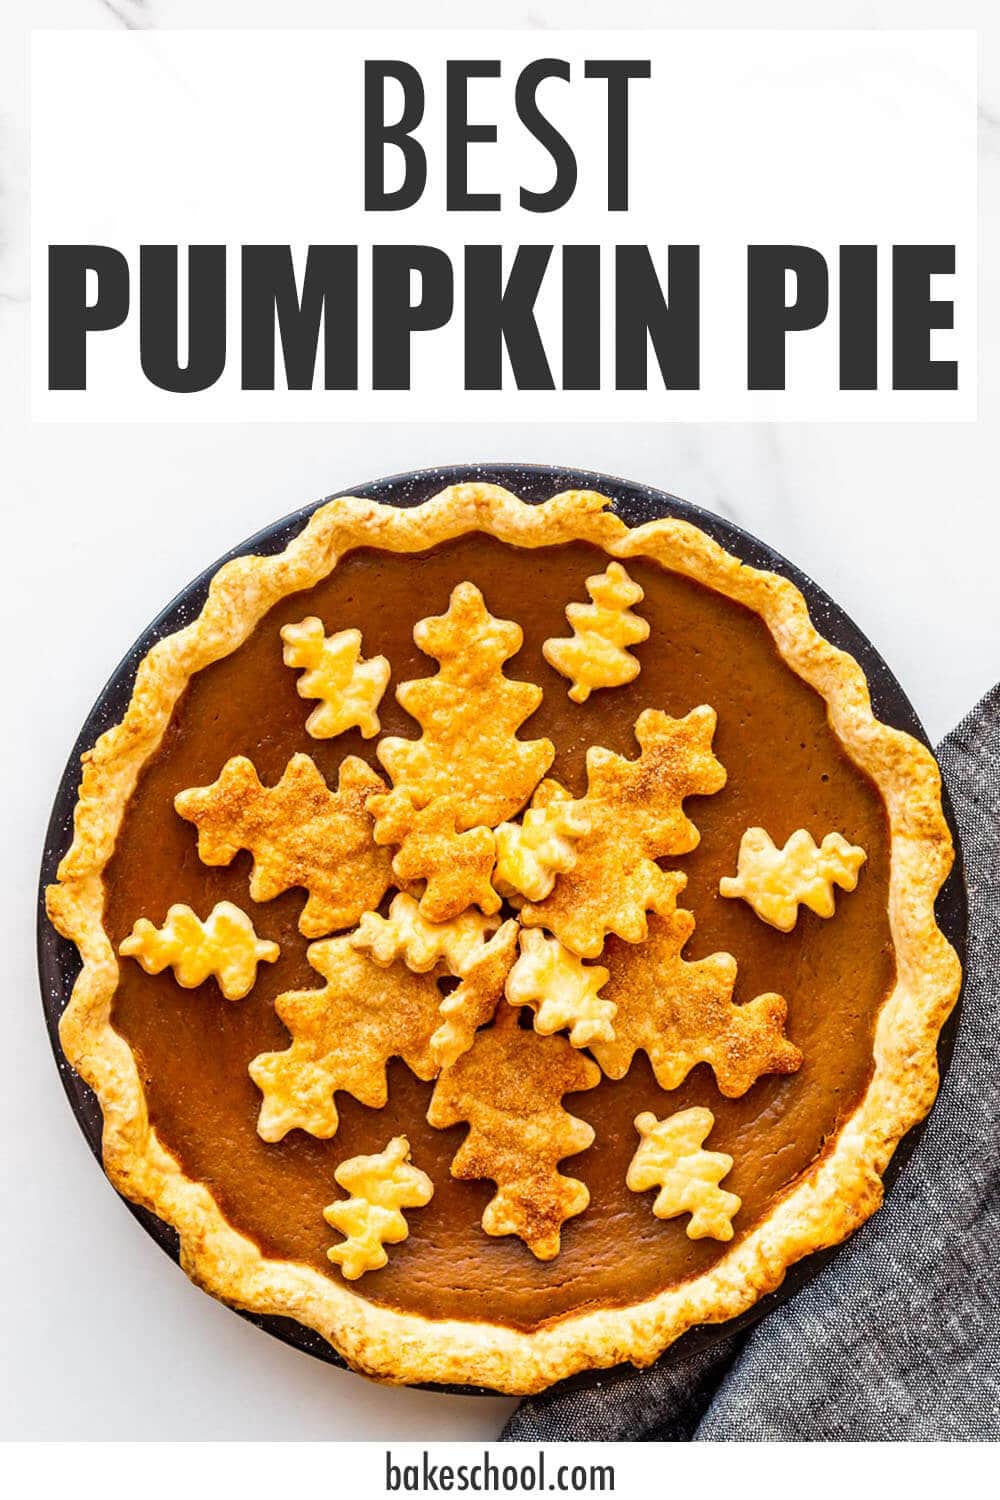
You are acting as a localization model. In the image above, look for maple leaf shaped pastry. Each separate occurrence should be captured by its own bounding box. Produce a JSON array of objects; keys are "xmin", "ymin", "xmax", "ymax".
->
[
  {"xmin": 376, "ymin": 582, "xmax": 554, "ymax": 831},
  {"xmin": 591, "ymin": 906, "xmax": 802, "ymax": 1097},
  {"xmin": 427, "ymin": 1003, "xmax": 600, "ymax": 1260},
  {"xmin": 367, "ymin": 789, "xmax": 501, "ymax": 923},
  {"xmin": 431, "ymin": 919, "xmax": 520, "ymax": 1069},
  {"xmin": 248, "ymin": 936, "xmax": 441, "ymax": 1141},
  {"xmin": 720, "ymin": 827, "xmax": 867, "ymax": 932},
  {"xmin": 519, "ymin": 706, "xmax": 727, "ymax": 958},
  {"xmin": 119, "ymin": 901, "xmax": 278, "ymax": 1001},
  {"xmin": 280, "ymin": 617, "xmax": 390, "ymax": 740},
  {"xmin": 351, "ymin": 891, "xmax": 500, "ymax": 975},
  {"xmin": 324, "ymin": 1135, "xmax": 434, "ymax": 1280},
  {"xmin": 505, "ymin": 928, "xmax": 615, "ymax": 1049},
  {"xmin": 494, "ymin": 780, "xmax": 591, "ymax": 903},
  {"xmin": 175, "ymin": 753, "xmax": 393, "ymax": 939},
  {"xmin": 543, "ymin": 561, "xmax": 650, "ymax": 703},
  {"xmin": 627, "ymin": 1108, "xmax": 741, "ymax": 1241}
]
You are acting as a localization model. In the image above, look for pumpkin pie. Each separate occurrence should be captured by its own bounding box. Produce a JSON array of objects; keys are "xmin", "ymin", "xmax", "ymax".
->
[{"xmin": 45, "ymin": 484, "xmax": 961, "ymax": 1393}]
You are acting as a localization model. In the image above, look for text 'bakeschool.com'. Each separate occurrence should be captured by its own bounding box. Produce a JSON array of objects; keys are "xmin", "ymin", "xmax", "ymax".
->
[{"xmin": 385, "ymin": 1449, "xmax": 615, "ymax": 1494}]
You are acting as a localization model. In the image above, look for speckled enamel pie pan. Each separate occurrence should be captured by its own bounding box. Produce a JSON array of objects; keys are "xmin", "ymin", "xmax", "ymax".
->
[{"xmin": 38, "ymin": 463, "xmax": 966, "ymax": 1396}]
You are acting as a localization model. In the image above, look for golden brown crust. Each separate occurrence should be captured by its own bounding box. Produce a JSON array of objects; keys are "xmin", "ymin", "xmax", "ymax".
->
[
  {"xmin": 46, "ymin": 483, "xmax": 961, "ymax": 1393},
  {"xmin": 518, "ymin": 705, "xmax": 726, "ymax": 957},
  {"xmin": 592, "ymin": 905, "xmax": 803, "ymax": 1097},
  {"xmin": 174, "ymin": 752, "xmax": 392, "ymax": 939},
  {"xmin": 427, "ymin": 1001, "xmax": 601, "ymax": 1261}
]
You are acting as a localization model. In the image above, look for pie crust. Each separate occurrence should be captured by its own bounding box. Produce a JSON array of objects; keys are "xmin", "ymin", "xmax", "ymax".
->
[{"xmin": 45, "ymin": 484, "xmax": 961, "ymax": 1394}]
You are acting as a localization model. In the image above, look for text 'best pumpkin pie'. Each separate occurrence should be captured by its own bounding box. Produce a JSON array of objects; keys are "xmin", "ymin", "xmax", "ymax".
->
[{"xmin": 45, "ymin": 484, "xmax": 961, "ymax": 1393}]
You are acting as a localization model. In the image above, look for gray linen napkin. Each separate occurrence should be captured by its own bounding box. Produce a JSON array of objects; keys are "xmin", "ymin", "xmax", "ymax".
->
[{"xmin": 504, "ymin": 685, "xmax": 1000, "ymax": 1442}]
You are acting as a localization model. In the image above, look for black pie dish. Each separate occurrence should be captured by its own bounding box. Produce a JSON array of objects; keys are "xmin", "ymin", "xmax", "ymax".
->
[{"xmin": 37, "ymin": 462, "xmax": 967, "ymax": 1398}]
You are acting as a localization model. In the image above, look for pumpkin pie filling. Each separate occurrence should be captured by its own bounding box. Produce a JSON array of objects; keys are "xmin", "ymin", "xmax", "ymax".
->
[{"xmin": 102, "ymin": 534, "xmax": 894, "ymax": 1332}]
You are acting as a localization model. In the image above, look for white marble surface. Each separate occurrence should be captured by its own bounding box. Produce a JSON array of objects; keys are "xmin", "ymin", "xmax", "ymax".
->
[{"xmin": 1, "ymin": 0, "xmax": 998, "ymax": 1442}]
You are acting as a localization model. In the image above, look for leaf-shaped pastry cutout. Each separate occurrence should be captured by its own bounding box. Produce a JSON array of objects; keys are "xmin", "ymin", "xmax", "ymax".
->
[
  {"xmin": 505, "ymin": 928, "xmax": 614, "ymax": 1048},
  {"xmin": 543, "ymin": 561, "xmax": 650, "ymax": 703},
  {"xmin": 494, "ymin": 780, "xmax": 590, "ymax": 902},
  {"xmin": 248, "ymin": 937, "xmax": 440, "ymax": 1141},
  {"xmin": 627, "ymin": 1108, "xmax": 741, "ymax": 1241},
  {"xmin": 280, "ymin": 617, "xmax": 390, "ymax": 740},
  {"xmin": 719, "ymin": 827, "xmax": 867, "ymax": 932},
  {"xmin": 119, "ymin": 901, "xmax": 278, "ymax": 1001},
  {"xmin": 324, "ymin": 1136, "xmax": 434, "ymax": 1279},
  {"xmin": 431, "ymin": 920, "xmax": 520, "ymax": 1068},
  {"xmin": 351, "ymin": 892, "xmax": 500, "ymax": 975},
  {"xmin": 519, "ymin": 706, "xmax": 726, "ymax": 957},
  {"xmin": 376, "ymin": 582, "xmax": 554, "ymax": 830},
  {"xmin": 367, "ymin": 790, "xmax": 500, "ymax": 922},
  {"xmin": 591, "ymin": 906, "xmax": 802, "ymax": 1098},
  {"xmin": 427, "ymin": 1005, "xmax": 599, "ymax": 1260},
  {"xmin": 175, "ymin": 753, "xmax": 393, "ymax": 939}
]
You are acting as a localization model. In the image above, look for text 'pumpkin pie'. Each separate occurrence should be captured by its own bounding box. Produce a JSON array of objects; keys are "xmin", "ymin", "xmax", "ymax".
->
[{"xmin": 45, "ymin": 483, "xmax": 960, "ymax": 1393}]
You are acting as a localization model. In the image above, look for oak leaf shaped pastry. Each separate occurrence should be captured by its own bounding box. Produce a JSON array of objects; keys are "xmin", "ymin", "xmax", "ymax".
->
[
  {"xmin": 367, "ymin": 789, "xmax": 500, "ymax": 922},
  {"xmin": 494, "ymin": 780, "xmax": 591, "ymax": 902},
  {"xmin": 627, "ymin": 1108, "xmax": 741, "ymax": 1241},
  {"xmin": 119, "ymin": 901, "xmax": 278, "ymax": 1001},
  {"xmin": 592, "ymin": 905, "xmax": 802, "ymax": 1097},
  {"xmin": 519, "ymin": 706, "xmax": 727, "ymax": 958},
  {"xmin": 175, "ymin": 753, "xmax": 393, "ymax": 939},
  {"xmin": 505, "ymin": 928, "xmax": 615, "ymax": 1049},
  {"xmin": 431, "ymin": 919, "xmax": 520, "ymax": 1069},
  {"xmin": 351, "ymin": 892, "xmax": 500, "ymax": 975},
  {"xmin": 720, "ymin": 827, "xmax": 867, "ymax": 932},
  {"xmin": 324, "ymin": 1136, "xmax": 434, "ymax": 1280},
  {"xmin": 280, "ymin": 617, "xmax": 390, "ymax": 740},
  {"xmin": 427, "ymin": 1004, "xmax": 599, "ymax": 1260},
  {"xmin": 248, "ymin": 937, "xmax": 441, "ymax": 1141},
  {"xmin": 543, "ymin": 561, "xmax": 650, "ymax": 702},
  {"xmin": 375, "ymin": 582, "xmax": 554, "ymax": 831}
]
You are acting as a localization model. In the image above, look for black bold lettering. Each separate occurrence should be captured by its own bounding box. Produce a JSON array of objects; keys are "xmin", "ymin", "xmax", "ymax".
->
[
  {"xmin": 583, "ymin": 61, "xmax": 651, "ymax": 211},
  {"xmin": 747, "ymin": 245, "xmax": 829, "ymax": 390},
  {"xmin": 561, "ymin": 245, "xmax": 601, "ymax": 390},
  {"xmin": 365, "ymin": 62, "xmax": 427, "ymax": 211},
  {"xmin": 47, "ymin": 245, "xmax": 129, "ymax": 390},
  {"xmin": 892, "ymin": 245, "xmax": 958, "ymax": 390},
  {"xmin": 516, "ymin": 59, "xmax": 577, "ymax": 214},
  {"xmin": 446, "ymin": 61, "xmax": 502, "ymax": 211},
  {"xmin": 615, "ymin": 245, "xmax": 699, "ymax": 390},
  {"xmin": 839, "ymin": 245, "xmax": 878, "ymax": 390},
  {"xmin": 241, "ymin": 246, "xmax": 357, "ymax": 390},
  {"xmin": 464, "ymin": 245, "xmax": 554, "ymax": 390},
  {"xmin": 372, "ymin": 246, "xmax": 453, "ymax": 390},
  {"xmin": 139, "ymin": 245, "xmax": 226, "ymax": 394}
]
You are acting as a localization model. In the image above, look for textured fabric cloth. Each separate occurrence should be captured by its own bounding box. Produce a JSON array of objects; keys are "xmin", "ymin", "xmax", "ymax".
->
[{"xmin": 504, "ymin": 686, "xmax": 1000, "ymax": 1442}]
